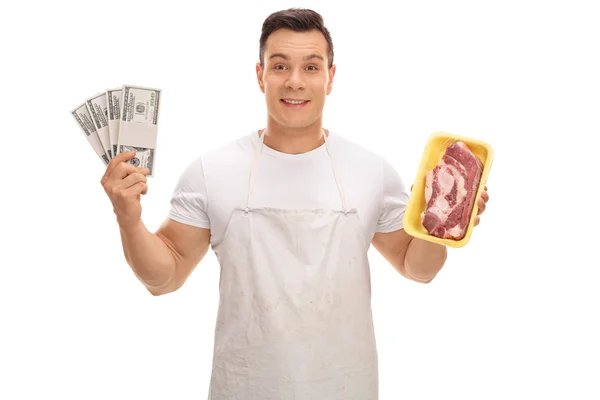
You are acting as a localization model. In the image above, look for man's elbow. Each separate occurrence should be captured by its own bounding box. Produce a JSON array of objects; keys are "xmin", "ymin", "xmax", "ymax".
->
[
  {"xmin": 392, "ymin": 263, "xmax": 430, "ymax": 284},
  {"xmin": 147, "ymin": 286, "xmax": 173, "ymax": 296},
  {"xmin": 403, "ymin": 262, "xmax": 438, "ymax": 284},
  {"xmin": 142, "ymin": 274, "xmax": 179, "ymax": 296},
  {"xmin": 408, "ymin": 272, "xmax": 436, "ymax": 284},
  {"xmin": 418, "ymin": 275, "xmax": 436, "ymax": 284}
]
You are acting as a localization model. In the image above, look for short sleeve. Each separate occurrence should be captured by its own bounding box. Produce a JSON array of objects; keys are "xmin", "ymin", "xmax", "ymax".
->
[
  {"xmin": 167, "ymin": 156, "xmax": 210, "ymax": 229},
  {"xmin": 376, "ymin": 158, "xmax": 410, "ymax": 233}
]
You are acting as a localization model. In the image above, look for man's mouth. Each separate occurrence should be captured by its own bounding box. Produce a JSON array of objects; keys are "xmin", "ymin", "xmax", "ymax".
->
[{"xmin": 281, "ymin": 99, "xmax": 309, "ymax": 107}]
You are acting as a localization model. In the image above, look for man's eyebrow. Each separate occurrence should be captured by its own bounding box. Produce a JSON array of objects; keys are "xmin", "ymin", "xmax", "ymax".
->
[{"xmin": 269, "ymin": 53, "xmax": 324, "ymax": 61}]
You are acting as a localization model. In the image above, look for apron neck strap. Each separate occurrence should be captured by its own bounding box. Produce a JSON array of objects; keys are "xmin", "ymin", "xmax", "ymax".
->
[{"xmin": 245, "ymin": 128, "xmax": 348, "ymax": 214}]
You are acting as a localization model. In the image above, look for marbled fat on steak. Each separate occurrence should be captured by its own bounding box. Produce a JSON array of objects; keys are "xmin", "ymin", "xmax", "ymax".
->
[{"xmin": 421, "ymin": 141, "xmax": 483, "ymax": 240}]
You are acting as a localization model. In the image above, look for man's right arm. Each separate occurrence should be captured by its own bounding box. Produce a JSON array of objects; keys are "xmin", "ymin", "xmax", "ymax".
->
[
  {"xmin": 119, "ymin": 218, "xmax": 210, "ymax": 296},
  {"xmin": 103, "ymin": 151, "xmax": 211, "ymax": 296}
]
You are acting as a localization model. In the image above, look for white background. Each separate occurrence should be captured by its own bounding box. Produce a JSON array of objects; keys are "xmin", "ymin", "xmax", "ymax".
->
[{"xmin": 1, "ymin": 0, "xmax": 599, "ymax": 398}]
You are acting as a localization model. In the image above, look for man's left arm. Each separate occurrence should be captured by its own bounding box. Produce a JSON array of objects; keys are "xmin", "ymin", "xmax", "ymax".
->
[
  {"xmin": 372, "ymin": 228, "xmax": 446, "ymax": 284},
  {"xmin": 402, "ymin": 184, "xmax": 489, "ymax": 282},
  {"xmin": 371, "ymin": 158, "xmax": 489, "ymax": 283}
]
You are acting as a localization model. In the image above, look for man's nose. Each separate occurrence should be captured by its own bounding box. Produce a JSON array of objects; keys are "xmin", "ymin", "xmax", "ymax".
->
[{"xmin": 285, "ymin": 69, "xmax": 305, "ymax": 91}]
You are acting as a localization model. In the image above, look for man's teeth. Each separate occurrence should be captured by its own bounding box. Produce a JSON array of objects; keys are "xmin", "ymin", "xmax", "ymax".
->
[{"xmin": 283, "ymin": 99, "xmax": 307, "ymax": 105}]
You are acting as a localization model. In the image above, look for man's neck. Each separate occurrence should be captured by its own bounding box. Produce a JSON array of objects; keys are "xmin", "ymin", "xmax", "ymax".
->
[{"xmin": 260, "ymin": 122, "xmax": 328, "ymax": 155}]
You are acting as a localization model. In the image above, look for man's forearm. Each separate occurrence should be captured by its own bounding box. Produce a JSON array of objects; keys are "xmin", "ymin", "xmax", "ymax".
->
[
  {"xmin": 119, "ymin": 220, "xmax": 177, "ymax": 288},
  {"xmin": 404, "ymin": 237, "xmax": 448, "ymax": 283}
]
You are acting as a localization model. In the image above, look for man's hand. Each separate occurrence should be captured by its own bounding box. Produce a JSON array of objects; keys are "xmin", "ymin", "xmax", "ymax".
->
[
  {"xmin": 100, "ymin": 151, "xmax": 151, "ymax": 229},
  {"xmin": 473, "ymin": 186, "xmax": 489, "ymax": 226},
  {"xmin": 410, "ymin": 184, "xmax": 489, "ymax": 226}
]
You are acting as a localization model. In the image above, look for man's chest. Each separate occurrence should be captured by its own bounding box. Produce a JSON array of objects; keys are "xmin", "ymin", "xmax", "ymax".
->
[{"xmin": 205, "ymin": 169, "xmax": 382, "ymax": 249}]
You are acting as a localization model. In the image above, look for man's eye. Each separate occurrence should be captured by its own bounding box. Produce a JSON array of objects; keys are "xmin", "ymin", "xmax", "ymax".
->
[
  {"xmin": 274, "ymin": 65, "xmax": 286, "ymax": 70},
  {"xmin": 307, "ymin": 66, "xmax": 317, "ymax": 71}
]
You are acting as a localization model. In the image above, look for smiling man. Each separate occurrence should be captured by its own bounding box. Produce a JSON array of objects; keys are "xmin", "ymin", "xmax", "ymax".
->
[{"xmin": 101, "ymin": 7, "xmax": 489, "ymax": 400}]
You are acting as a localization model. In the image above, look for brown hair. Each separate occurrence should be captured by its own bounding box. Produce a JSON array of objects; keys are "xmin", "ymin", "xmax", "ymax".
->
[{"xmin": 259, "ymin": 8, "xmax": 334, "ymax": 69}]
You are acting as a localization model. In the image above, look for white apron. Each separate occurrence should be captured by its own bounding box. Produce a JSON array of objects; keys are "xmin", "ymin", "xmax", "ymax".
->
[{"xmin": 208, "ymin": 129, "xmax": 378, "ymax": 399}]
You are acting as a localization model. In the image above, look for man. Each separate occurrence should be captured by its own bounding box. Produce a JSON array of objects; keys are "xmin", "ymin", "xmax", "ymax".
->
[{"xmin": 101, "ymin": 8, "xmax": 489, "ymax": 399}]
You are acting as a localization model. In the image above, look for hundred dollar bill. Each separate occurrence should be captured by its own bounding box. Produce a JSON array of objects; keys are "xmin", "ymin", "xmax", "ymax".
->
[
  {"xmin": 85, "ymin": 93, "xmax": 113, "ymax": 159},
  {"xmin": 118, "ymin": 85, "xmax": 161, "ymax": 177},
  {"xmin": 71, "ymin": 103, "xmax": 110, "ymax": 166},
  {"xmin": 119, "ymin": 145, "xmax": 154, "ymax": 168},
  {"xmin": 106, "ymin": 88, "xmax": 122, "ymax": 158}
]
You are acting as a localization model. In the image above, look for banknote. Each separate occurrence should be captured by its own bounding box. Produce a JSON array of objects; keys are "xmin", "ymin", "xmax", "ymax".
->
[
  {"xmin": 106, "ymin": 88, "xmax": 122, "ymax": 158},
  {"xmin": 119, "ymin": 145, "xmax": 155, "ymax": 169},
  {"xmin": 118, "ymin": 85, "xmax": 161, "ymax": 177},
  {"xmin": 86, "ymin": 93, "xmax": 113, "ymax": 159},
  {"xmin": 71, "ymin": 103, "xmax": 110, "ymax": 166}
]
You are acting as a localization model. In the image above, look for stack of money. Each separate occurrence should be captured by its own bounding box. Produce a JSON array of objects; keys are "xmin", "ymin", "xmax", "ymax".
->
[{"xmin": 71, "ymin": 85, "xmax": 161, "ymax": 177}]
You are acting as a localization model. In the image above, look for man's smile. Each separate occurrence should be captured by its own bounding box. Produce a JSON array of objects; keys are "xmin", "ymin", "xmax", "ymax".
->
[{"xmin": 281, "ymin": 98, "xmax": 310, "ymax": 107}]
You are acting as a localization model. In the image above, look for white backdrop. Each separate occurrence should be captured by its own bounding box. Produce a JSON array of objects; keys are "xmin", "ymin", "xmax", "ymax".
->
[{"xmin": 1, "ymin": 0, "xmax": 598, "ymax": 398}]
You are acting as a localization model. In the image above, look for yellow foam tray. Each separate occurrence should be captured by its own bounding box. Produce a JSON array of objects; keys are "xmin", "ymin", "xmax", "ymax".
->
[{"xmin": 402, "ymin": 132, "xmax": 494, "ymax": 248}]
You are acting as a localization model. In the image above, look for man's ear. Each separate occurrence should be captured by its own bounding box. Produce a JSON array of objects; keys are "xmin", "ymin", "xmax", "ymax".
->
[
  {"xmin": 326, "ymin": 64, "xmax": 336, "ymax": 95},
  {"xmin": 256, "ymin": 62, "xmax": 265, "ymax": 93}
]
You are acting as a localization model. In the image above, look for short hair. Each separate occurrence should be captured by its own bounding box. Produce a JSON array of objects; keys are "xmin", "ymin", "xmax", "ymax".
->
[{"xmin": 259, "ymin": 8, "xmax": 334, "ymax": 69}]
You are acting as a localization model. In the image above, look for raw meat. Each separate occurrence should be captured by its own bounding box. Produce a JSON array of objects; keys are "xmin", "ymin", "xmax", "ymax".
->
[{"xmin": 421, "ymin": 141, "xmax": 483, "ymax": 240}]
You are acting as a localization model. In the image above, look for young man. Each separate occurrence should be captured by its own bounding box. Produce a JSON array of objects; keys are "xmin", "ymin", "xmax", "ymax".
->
[{"xmin": 101, "ymin": 8, "xmax": 489, "ymax": 399}]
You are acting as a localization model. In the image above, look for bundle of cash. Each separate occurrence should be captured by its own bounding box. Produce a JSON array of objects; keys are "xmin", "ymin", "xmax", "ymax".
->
[{"xmin": 71, "ymin": 84, "xmax": 161, "ymax": 177}]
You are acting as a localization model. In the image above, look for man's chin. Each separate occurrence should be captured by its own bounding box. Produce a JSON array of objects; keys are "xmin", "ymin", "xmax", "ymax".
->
[{"xmin": 273, "ymin": 121, "xmax": 319, "ymax": 132}]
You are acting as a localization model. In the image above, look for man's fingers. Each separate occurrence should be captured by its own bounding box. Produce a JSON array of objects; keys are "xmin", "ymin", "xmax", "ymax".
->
[
  {"xmin": 123, "ymin": 181, "xmax": 148, "ymax": 198},
  {"xmin": 477, "ymin": 198, "xmax": 486, "ymax": 215},
  {"xmin": 481, "ymin": 190, "xmax": 489, "ymax": 203},
  {"xmin": 114, "ymin": 162, "xmax": 150, "ymax": 180},
  {"xmin": 473, "ymin": 216, "xmax": 480, "ymax": 226},
  {"xmin": 118, "ymin": 172, "xmax": 148, "ymax": 190},
  {"xmin": 101, "ymin": 160, "xmax": 150, "ymax": 197},
  {"xmin": 102, "ymin": 151, "xmax": 136, "ymax": 181}
]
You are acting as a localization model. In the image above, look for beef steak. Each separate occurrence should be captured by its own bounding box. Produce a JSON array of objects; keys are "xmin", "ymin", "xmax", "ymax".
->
[{"xmin": 421, "ymin": 141, "xmax": 483, "ymax": 240}]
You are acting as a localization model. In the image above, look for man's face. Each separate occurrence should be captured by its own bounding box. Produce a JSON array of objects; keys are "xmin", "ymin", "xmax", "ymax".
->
[{"xmin": 256, "ymin": 28, "xmax": 335, "ymax": 131}]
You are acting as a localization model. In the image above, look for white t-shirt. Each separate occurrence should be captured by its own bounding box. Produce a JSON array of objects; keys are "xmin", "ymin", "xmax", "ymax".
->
[{"xmin": 167, "ymin": 130, "xmax": 410, "ymax": 252}]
